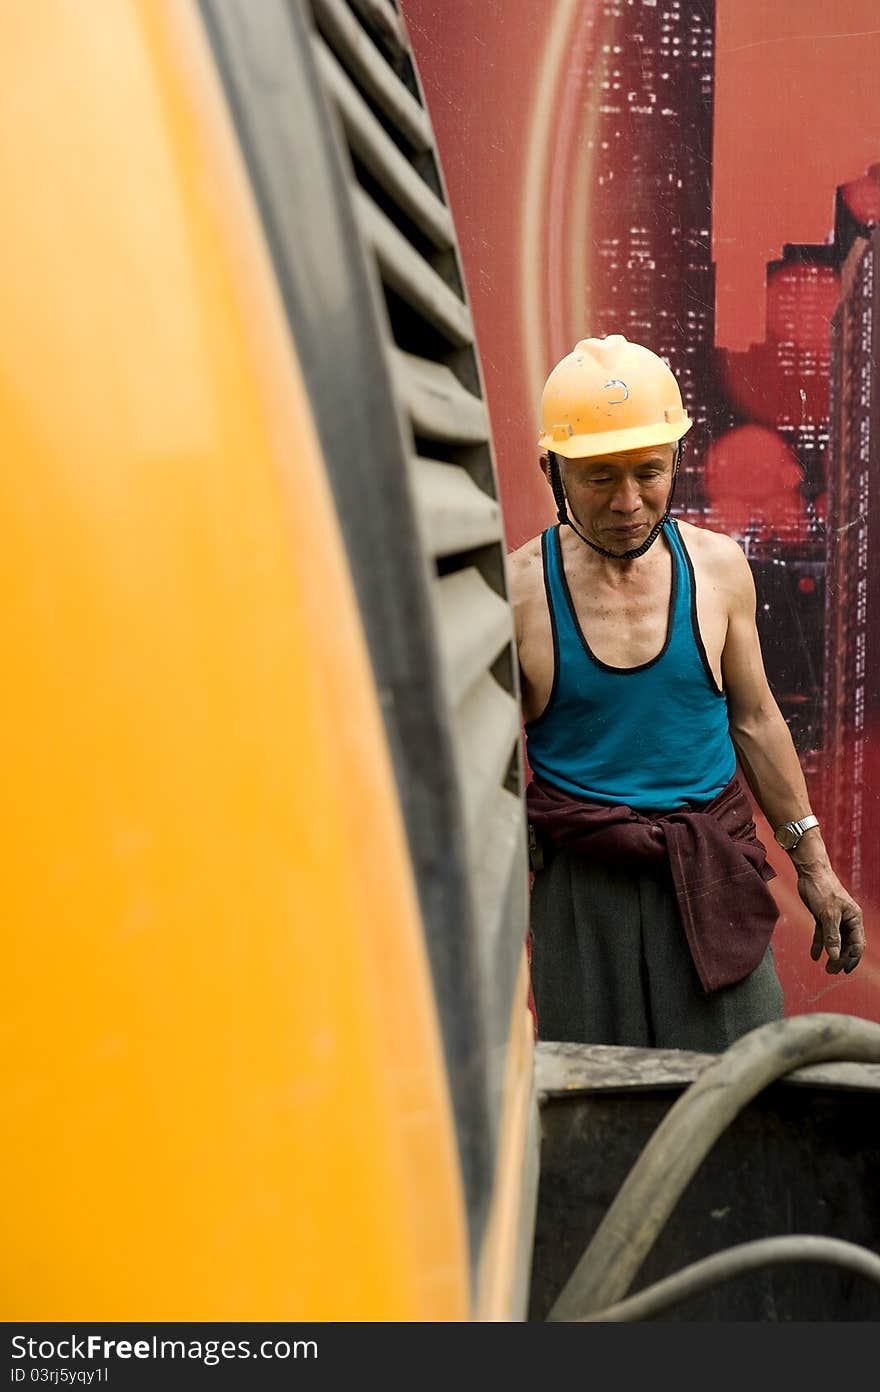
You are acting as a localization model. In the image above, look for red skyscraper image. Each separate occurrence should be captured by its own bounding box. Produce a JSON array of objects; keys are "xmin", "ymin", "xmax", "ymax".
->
[
  {"xmin": 825, "ymin": 212, "xmax": 880, "ymax": 914},
  {"xmin": 402, "ymin": 0, "xmax": 880, "ymax": 1023}
]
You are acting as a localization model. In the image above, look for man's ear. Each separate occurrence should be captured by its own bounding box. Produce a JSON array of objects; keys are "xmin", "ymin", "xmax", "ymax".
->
[{"xmin": 539, "ymin": 451, "xmax": 550, "ymax": 481}]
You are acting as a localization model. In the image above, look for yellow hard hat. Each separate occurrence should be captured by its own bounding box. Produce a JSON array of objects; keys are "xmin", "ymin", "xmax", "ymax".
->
[{"xmin": 538, "ymin": 334, "xmax": 693, "ymax": 459}]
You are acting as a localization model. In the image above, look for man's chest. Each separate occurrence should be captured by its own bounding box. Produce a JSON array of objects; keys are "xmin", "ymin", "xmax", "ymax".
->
[
  {"xmin": 570, "ymin": 581, "xmax": 670, "ymax": 668},
  {"xmin": 562, "ymin": 548, "xmax": 728, "ymax": 684}
]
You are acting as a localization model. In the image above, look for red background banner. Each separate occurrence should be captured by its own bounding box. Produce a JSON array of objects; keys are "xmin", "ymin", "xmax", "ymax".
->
[{"xmin": 401, "ymin": 0, "xmax": 880, "ymax": 1024}]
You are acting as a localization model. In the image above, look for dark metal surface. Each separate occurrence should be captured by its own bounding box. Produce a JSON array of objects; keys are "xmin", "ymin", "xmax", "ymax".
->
[{"xmin": 529, "ymin": 1043, "xmax": 880, "ymax": 1321}]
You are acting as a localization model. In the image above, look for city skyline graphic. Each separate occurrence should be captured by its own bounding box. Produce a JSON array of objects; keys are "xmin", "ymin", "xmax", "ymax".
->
[{"xmin": 402, "ymin": 0, "xmax": 880, "ymax": 1020}]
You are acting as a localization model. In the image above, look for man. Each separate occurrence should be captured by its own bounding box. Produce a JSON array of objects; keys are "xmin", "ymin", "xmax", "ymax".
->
[{"xmin": 510, "ymin": 334, "xmax": 865, "ymax": 1051}]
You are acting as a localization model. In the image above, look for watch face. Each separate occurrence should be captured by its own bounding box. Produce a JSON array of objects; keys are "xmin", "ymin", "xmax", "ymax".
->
[{"xmin": 775, "ymin": 824, "xmax": 798, "ymax": 850}]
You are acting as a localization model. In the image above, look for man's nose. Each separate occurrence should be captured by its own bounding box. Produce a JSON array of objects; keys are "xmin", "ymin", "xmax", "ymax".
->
[{"xmin": 609, "ymin": 478, "xmax": 642, "ymax": 512}]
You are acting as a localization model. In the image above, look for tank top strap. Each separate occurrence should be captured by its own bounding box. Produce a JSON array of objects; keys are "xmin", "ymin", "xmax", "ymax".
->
[
  {"xmin": 664, "ymin": 515, "xmax": 686, "ymax": 566},
  {"xmin": 540, "ymin": 524, "xmax": 575, "ymax": 643},
  {"xmin": 663, "ymin": 517, "xmax": 692, "ymax": 635}
]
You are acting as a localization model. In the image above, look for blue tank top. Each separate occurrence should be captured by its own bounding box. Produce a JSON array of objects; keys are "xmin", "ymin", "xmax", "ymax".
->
[{"xmin": 524, "ymin": 519, "xmax": 737, "ymax": 810}]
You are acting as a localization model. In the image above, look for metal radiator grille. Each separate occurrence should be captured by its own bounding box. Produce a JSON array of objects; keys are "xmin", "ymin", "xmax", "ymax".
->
[{"xmin": 198, "ymin": 0, "xmax": 529, "ymax": 1270}]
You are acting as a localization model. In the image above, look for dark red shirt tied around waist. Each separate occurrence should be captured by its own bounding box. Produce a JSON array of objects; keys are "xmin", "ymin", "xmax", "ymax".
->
[{"xmin": 526, "ymin": 773, "xmax": 779, "ymax": 994}]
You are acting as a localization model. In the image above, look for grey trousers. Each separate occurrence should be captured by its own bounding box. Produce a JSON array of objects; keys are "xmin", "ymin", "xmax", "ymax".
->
[{"xmin": 530, "ymin": 848, "xmax": 785, "ymax": 1053}]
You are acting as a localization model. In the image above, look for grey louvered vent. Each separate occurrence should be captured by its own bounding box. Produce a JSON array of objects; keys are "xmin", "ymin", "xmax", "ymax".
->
[
  {"xmin": 197, "ymin": 0, "xmax": 530, "ymax": 1281},
  {"xmin": 309, "ymin": 0, "xmax": 528, "ymax": 1007}
]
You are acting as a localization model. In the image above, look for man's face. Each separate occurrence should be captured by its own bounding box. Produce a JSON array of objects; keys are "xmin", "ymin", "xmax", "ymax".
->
[{"xmin": 560, "ymin": 444, "xmax": 676, "ymax": 556}]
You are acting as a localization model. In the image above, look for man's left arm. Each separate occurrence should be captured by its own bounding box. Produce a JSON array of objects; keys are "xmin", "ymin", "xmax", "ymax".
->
[{"xmin": 718, "ymin": 538, "xmax": 866, "ymax": 976}]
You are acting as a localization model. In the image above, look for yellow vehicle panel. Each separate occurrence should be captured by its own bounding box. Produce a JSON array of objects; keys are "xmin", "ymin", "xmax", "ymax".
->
[{"xmin": 1, "ymin": 0, "xmax": 466, "ymax": 1320}]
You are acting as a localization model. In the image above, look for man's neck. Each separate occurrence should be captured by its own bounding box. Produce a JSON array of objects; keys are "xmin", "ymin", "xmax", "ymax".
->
[{"xmin": 560, "ymin": 519, "xmax": 670, "ymax": 581}]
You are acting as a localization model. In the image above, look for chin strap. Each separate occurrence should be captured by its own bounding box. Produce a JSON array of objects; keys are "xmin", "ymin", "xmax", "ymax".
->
[{"xmin": 548, "ymin": 442, "xmax": 684, "ymax": 560}]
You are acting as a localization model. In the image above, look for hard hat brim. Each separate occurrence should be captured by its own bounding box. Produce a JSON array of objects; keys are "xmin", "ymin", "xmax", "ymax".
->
[{"xmin": 539, "ymin": 416, "xmax": 693, "ymax": 460}]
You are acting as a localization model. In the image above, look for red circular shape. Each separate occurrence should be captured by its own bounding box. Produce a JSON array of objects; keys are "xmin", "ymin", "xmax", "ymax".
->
[
  {"xmin": 704, "ymin": 425, "xmax": 801, "ymax": 505},
  {"xmin": 703, "ymin": 427, "xmax": 808, "ymax": 542},
  {"xmin": 842, "ymin": 171, "xmax": 880, "ymax": 228},
  {"xmin": 798, "ymin": 576, "xmax": 816, "ymax": 595}
]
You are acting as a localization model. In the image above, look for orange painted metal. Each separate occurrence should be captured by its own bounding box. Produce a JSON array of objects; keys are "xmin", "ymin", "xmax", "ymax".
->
[{"xmin": 0, "ymin": 0, "xmax": 467, "ymax": 1320}]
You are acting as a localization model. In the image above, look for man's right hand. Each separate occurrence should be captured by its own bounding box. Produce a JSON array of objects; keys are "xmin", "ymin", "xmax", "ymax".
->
[{"xmin": 798, "ymin": 865, "xmax": 866, "ymax": 974}]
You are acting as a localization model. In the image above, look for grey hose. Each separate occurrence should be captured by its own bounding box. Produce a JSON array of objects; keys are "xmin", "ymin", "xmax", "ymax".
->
[
  {"xmin": 579, "ymin": 1235, "xmax": 880, "ymax": 1322},
  {"xmin": 548, "ymin": 1013, "xmax": 880, "ymax": 1322}
]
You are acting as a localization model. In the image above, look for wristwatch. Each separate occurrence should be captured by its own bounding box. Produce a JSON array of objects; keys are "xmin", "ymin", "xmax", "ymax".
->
[{"xmin": 774, "ymin": 815, "xmax": 819, "ymax": 851}]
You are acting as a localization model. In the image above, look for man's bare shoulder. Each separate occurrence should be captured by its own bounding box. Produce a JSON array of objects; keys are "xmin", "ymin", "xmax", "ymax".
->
[
  {"xmin": 677, "ymin": 519, "xmax": 752, "ymax": 587},
  {"xmin": 507, "ymin": 534, "xmax": 544, "ymax": 600}
]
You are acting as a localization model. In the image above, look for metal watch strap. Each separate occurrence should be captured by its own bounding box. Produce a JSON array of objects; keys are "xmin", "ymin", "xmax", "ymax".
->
[{"xmin": 775, "ymin": 814, "xmax": 819, "ymax": 850}]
